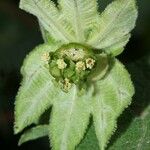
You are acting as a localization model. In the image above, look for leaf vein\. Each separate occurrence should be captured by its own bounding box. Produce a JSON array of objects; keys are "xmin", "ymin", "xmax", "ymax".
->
[
  {"xmin": 32, "ymin": 0, "xmax": 73, "ymax": 42},
  {"xmin": 90, "ymin": 0, "xmax": 132, "ymax": 46},
  {"xmin": 73, "ymin": 0, "xmax": 84, "ymax": 42},
  {"xmin": 60, "ymin": 86, "xmax": 77, "ymax": 150}
]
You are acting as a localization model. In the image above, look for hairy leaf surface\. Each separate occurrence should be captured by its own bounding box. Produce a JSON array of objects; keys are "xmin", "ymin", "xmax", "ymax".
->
[
  {"xmin": 59, "ymin": 0, "xmax": 99, "ymax": 42},
  {"xmin": 14, "ymin": 44, "xmax": 61, "ymax": 133},
  {"xmin": 49, "ymin": 86, "xmax": 94, "ymax": 150},
  {"xmin": 92, "ymin": 60, "xmax": 134, "ymax": 150},
  {"xmin": 18, "ymin": 125, "xmax": 49, "ymax": 146},
  {"xmin": 88, "ymin": 0, "xmax": 138, "ymax": 56},
  {"xmin": 78, "ymin": 57, "xmax": 150, "ymax": 150},
  {"xmin": 20, "ymin": 0, "xmax": 75, "ymax": 42}
]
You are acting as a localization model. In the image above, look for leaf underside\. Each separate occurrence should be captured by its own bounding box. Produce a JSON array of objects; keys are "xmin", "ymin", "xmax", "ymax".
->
[
  {"xmin": 78, "ymin": 57, "xmax": 150, "ymax": 150},
  {"xmin": 49, "ymin": 85, "xmax": 93, "ymax": 150},
  {"xmin": 15, "ymin": 44, "xmax": 135, "ymax": 150},
  {"xmin": 19, "ymin": 0, "xmax": 137, "ymax": 56},
  {"xmin": 14, "ymin": 43, "xmax": 61, "ymax": 134},
  {"xmin": 59, "ymin": 0, "xmax": 99, "ymax": 42},
  {"xmin": 92, "ymin": 60, "xmax": 134, "ymax": 150},
  {"xmin": 88, "ymin": 0, "xmax": 138, "ymax": 56},
  {"xmin": 19, "ymin": 0, "xmax": 75, "ymax": 43}
]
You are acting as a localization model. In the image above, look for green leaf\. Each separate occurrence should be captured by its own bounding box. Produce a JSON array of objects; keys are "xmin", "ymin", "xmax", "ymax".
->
[
  {"xmin": 78, "ymin": 56, "xmax": 150, "ymax": 150},
  {"xmin": 19, "ymin": 0, "xmax": 75, "ymax": 43},
  {"xmin": 18, "ymin": 125, "xmax": 49, "ymax": 146},
  {"xmin": 92, "ymin": 60, "xmax": 135, "ymax": 150},
  {"xmin": 77, "ymin": 125, "xmax": 99, "ymax": 150},
  {"xmin": 108, "ymin": 57, "xmax": 150, "ymax": 150},
  {"xmin": 49, "ymin": 85, "xmax": 94, "ymax": 150},
  {"xmin": 14, "ymin": 43, "xmax": 61, "ymax": 134},
  {"xmin": 109, "ymin": 106, "xmax": 150, "ymax": 150},
  {"xmin": 59, "ymin": 0, "xmax": 99, "ymax": 42},
  {"xmin": 88, "ymin": 0, "xmax": 138, "ymax": 56}
]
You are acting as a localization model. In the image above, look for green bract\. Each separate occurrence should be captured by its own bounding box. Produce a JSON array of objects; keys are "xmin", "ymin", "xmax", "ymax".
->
[{"xmin": 14, "ymin": 0, "xmax": 138, "ymax": 150}]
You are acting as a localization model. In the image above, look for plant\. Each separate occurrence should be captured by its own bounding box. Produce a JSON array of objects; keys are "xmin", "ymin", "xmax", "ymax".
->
[
  {"xmin": 77, "ymin": 56, "xmax": 150, "ymax": 150},
  {"xmin": 14, "ymin": 0, "xmax": 138, "ymax": 150}
]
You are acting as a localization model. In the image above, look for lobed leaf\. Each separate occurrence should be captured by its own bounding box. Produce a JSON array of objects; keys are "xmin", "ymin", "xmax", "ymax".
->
[
  {"xmin": 19, "ymin": 0, "xmax": 75, "ymax": 43},
  {"xmin": 108, "ymin": 57, "xmax": 150, "ymax": 150},
  {"xmin": 78, "ymin": 57, "xmax": 150, "ymax": 150},
  {"xmin": 14, "ymin": 43, "xmax": 61, "ymax": 134},
  {"xmin": 49, "ymin": 85, "xmax": 94, "ymax": 150},
  {"xmin": 92, "ymin": 60, "xmax": 135, "ymax": 150},
  {"xmin": 88, "ymin": 0, "xmax": 138, "ymax": 56},
  {"xmin": 59, "ymin": 0, "xmax": 99, "ymax": 42}
]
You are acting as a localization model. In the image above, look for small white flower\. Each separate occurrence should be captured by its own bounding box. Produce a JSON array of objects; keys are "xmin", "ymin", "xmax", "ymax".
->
[
  {"xmin": 56, "ymin": 59, "xmax": 67, "ymax": 69},
  {"xmin": 41, "ymin": 52, "xmax": 50, "ymax": 63},
  {"xmin": 63, "ymin": 78, "xmax": 72, "ymax": 91},
  {"xmin": 75, "ymin": 61, "xmax": 86, "ymax": 72},
  {"xmin": 86, "ymin": 58, "xmax": 95, "ymax": 69}
]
